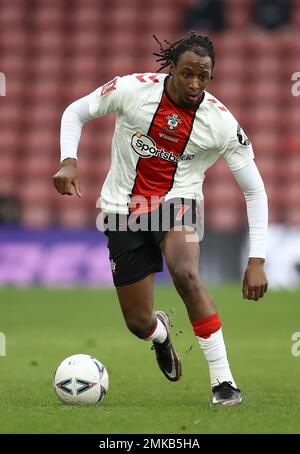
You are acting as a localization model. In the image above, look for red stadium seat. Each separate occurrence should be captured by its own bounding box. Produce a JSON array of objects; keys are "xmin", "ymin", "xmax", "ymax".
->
[
  {"xmin": 280, "ymin": 133, "xmax": 300, "ymax": 155},
  {"xmin": 106, "ymin": 32, "xmax": 140, "ymax": 56},
  {"xmin": 105, "ymin": 56, "xmax": 136, "ymax": 78},
  {"xmin": 204, "ymin": 180, "xmax": 244, "ymax": 208},
  {"xmin": 71, "ymin": 6, "xmax": 104, "ymax": 30},
  {"xmin": 226, "ymin": 6, "xmax": 252, "ymax": 30},
  {"xmin": 254, "ymin": 156, "xmax": 280, "ymax": 183},
  {"xmin": 217, "ymin": 32, "xmax": 248, "ymax": 57},
  {"xmin": 106, "ymin": 6, "xmax": 141, "ymax": 31},
  {"xmin": 215, "ymin": 55, "xmax": 246, "ymax": 80},
  {"xmin": 212, "ymin": 80, "xmax": 245, "ymax": 106},
  {"xmin": 0, "ymin": 178, "xmax": 16, "ymax": 196},
  {"xmin": 30, "ymin": 30, "xmax": 65, "ymax": 54},
  {"xmin": 247, "ymin": 33, "xmax": 282, "ymax": 58},
  {"xmin": 77, "ymin": 157, "xmax": 103, "ymax": 180},
  {"xmin": 263, "ymin": 181, "xmax": 284, "ymax": 214},
  {"xmin": 18, "ymin": 154, "xmax": 57, "ymax": 179},
  {"xmin": 281, "ymin": 181, "xmax": 300, "ymax": 207},
  {"xmin": 69, "ymin": 31, "xmax": 102, "ymax": 56},
  {"xmin": 282, "ymin": 105, "xmax": 299, "ymax": 133},
  {"xmin": 0, "ymin": 54, "xmax": 26, "ymax": 75},
  {"xmin": 250, "ymin": 55, "xmax": 282, "ymax": 80},
  {"xmin": 205, "ymin": 159, "xmax": 234, "ymax": 181},
  {"xmin": 135, "ymin": 56, "xmax": 160, "ymax": 74},
  {"xmin": 25, "ymin": 128, "xmax": 58, "ymax": 154},
  {"xmin": 142, "ymin": 7, "xmax": 181, "ymax": 33},
  {"xmin": 5, "ymin": 75, "xmax": 25, "ymax": 100},
  {"xmin": 30, "ymin": 102, "xmax": 61, "ymax": 128},
  {"xmin": 247, "ymin": 105, "xmax": 281, "ymax": 132},
  {"xmin": 252, "ymin": 131, "xmax": 281, "ymax": 156},
  {"xmin": 67, "ymin": 55, "xmax": 99, "ymax": 77},
  {"xmin": 34, "ymin": 5, "xmax": 65, "ymax": 30},
  {"xmin": 280, "ymin": 155, "xmax": 300, "ymax": 182},
  {"xmin": 29, "ymin": 78, "xmax": 63, "ymax": 102},
  {"xmin": 0, "ymin": 100, "xmax": 21, "ymax": 127},
  {"xmin": 78, "ymin": 180, "xmax": 104, "ymax": 206},
  {"xmin": 206, "ymin": 206, "xmax": 245, "ymax": 232},
  {"xmin": 0, "ymin": 155, "xmax": 16, "ymax": 179},
  {"xmin": 66, "ymin": 78, "xmax": 98, "ymax": 101},
  {"xmin": 57, "ymin": 206, "xmax": 91, "ymax": 229},
  {"xmin": 17, "ymin": 180, "xmax": 56, "ymax": 210},
  {"xmin": 0, "ymin": 4, "xmax": 25, "ymax": 26},
  {"xmin": 33, "ymin": 55, "xmax": 63, "ymax": 78},
  {"xmin": 0, "ymin": 30, "xmax": 28, "ymax": 52},
  {"xmin": 284, "ymin": 207, "xmax": 300, "ymax": 226},
  {"xmin": 22, "ymin": 205, "xmax": 53, "ymax": 228},
  {"xmin": 246, "ymin": 81, "xmax": 282, "ymax": 106},
  {"xmin": 0, "ymin": 129, "xmax": 20, "ymax": 155},
  {"xmin": 292, "ymin": 6, "xmax": 300, "ymax": 27},
  {"xmin": 141, "ymin": 0, "xmax": 190, "ymax": 5}
]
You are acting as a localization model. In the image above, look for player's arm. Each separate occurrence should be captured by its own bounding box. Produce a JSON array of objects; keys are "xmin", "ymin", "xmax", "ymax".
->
[
  {"xmin": 232, "ymin": 160, "xmax": 268, "ymax": 301},
  {"xmin": 217, "ymin": 113, "xmax": 268, "ymax": 301},
  {"xmin": 53, "ymin": 94, "xmax": 91, "ymax": 197},
  {"xmin": 53, "ymin": 157, "xmax": 81, "ymax": 197},
  {"xmin": 53, "ymin": 77, "xmax": 122, "ymax": 197}
]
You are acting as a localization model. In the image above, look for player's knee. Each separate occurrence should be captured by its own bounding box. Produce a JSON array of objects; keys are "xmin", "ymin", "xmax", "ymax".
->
[
  {"xmin": 171, "ymin": 264, "xmax": 201, "ymax": 293},
  {"xmin": 125, "ymin": 314, "xmax": 154, "ymax": 338}
]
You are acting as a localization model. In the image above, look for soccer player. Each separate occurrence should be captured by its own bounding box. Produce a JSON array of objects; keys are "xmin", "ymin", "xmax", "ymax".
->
[{"xmin": 53, "ymin": 32, "xmax": 268, "ymax": 406}]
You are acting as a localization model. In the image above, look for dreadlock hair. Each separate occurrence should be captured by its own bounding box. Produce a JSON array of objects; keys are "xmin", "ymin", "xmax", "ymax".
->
[{"xmin": 153, "ymin": 31, "xmax": 215, "ymax": 73}]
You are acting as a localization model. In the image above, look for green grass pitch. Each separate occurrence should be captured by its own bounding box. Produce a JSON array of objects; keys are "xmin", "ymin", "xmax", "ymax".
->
[{"xmin": 0, "ymin": 285, "xmax": 299, "ymax": 434}]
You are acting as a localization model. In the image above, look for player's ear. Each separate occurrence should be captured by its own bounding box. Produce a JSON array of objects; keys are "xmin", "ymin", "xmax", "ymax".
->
[{"xmin": 169, "ymin": 62, "xmax": 175, "ymax": 76}]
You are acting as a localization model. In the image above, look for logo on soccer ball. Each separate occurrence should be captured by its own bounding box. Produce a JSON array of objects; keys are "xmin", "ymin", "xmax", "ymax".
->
[
  {"xmin": 54, "ymin": 354, "xmax": 109, "ymax": 405},
  {"xmin": 164, "ymin": 113, "xmax": 182, "ymax": 133}
]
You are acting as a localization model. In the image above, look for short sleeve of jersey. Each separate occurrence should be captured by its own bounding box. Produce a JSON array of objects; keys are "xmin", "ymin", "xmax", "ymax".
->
[
  {"xmin": 218, "ymin": 111, "xmax": 254, "ymax": 172},
  {"xmin": 87, "ymin": 75, "xmax": 130, "ymax": 118}
]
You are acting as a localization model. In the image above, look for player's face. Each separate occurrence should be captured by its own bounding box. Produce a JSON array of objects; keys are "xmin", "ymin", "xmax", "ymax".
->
[{"xmin": 169, "ymin": 49, "xmax": 213, "ymax": 107}]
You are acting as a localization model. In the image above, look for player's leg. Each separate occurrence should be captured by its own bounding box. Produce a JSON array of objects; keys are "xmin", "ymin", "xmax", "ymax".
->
[
  {"xmin": 115, "ymin": 273, "xmax": 181, "ymax": 381},
  {"xmin": 115, "ymin": 273, "xmax": 156, "ymax": 338},
  {"xmin": 161, "ymin": 226, "xmax": 216, "ymax": 321},
  {"xmin": 105, "ymin": 224, "xmax": 182, "ymax": 382},
  {"xmin": 160, "ymin": 227, "xmax": 241, "ymax": 404}
]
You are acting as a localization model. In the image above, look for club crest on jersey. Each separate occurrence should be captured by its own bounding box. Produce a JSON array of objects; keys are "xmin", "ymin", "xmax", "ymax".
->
[
  {"xmin": 110, "ymin": 259, "xmax": 117, "ymax": 274},
  {"xmin": 164, "ymin": 114, "xmax": 182, "ymax": 133}
]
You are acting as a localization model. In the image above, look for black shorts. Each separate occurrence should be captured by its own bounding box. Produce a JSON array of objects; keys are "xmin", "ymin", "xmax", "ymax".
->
[{"xmin": 104, "ymin": 197, "xmax": 199, "ymax": 287}]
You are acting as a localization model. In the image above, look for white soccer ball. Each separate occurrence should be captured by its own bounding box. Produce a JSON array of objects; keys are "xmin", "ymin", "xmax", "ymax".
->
[{"xmin": 53, "ymin": 354, "xmax": 109, "ymax": 405}]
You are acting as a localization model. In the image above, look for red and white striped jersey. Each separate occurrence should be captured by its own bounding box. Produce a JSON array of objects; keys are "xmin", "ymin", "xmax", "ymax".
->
[{"xmin": 85, "ymin": 73, "xmax": 254, "ymax": 214}]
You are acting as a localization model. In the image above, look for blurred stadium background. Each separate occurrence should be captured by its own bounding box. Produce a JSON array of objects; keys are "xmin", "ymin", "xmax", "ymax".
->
[{"xmin": 0, "ymin": 0, "xmax": 300, "ymax": 288}]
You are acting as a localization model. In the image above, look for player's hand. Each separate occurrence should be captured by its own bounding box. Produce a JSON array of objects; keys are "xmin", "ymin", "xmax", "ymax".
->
[
  {"xmin": 53, "ymin": 158, "xmax": 82, "ymax": 197},
  {"xmin": 242, "ymin": 258, "xmax": 268, "ymax": 301}
]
